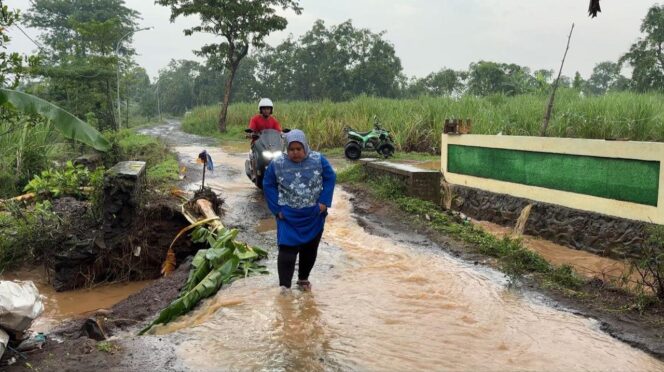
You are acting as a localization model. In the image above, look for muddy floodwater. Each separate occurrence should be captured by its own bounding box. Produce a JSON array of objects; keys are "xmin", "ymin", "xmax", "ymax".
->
[
  {"xmin": 0, "ymin": 267, "xmax": 152, "ymax": 331},
  {"xmin": 140, "ymin": 121, "xmax": 664, "ymax": 370}
]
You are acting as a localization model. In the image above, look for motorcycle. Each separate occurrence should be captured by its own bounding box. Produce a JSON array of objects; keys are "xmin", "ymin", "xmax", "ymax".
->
[
  {"xmin": 343, "ymin": 118, "xmax": 395, "ymax": 160},
  {"xmin": 244, "ymin": 128, "xmax": 289, "ymax": 189}
]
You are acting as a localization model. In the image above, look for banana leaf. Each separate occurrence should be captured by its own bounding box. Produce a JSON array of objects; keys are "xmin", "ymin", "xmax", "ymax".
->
[
  {"xmin": 251, "ymin": 246, "xmax": 268, "ymax": 259},
  {"xmin": 141, "ymin": 223, "xmax": 269, "ymax": 335},
  {"xmin": 182, "ymin": 249, "xmax": 210, "ymax": 293},
  {"xmin": 0, "ymin": 88, "xmax": 111, "ymax": 151},
  {"xmin": 139, "ymin": 257, "xmax": 239, "ymax": 335},
  {"xmin": 211, "ymin": 228, "xmax": 238, "ymax": 249},
  {"xmin": 234, "ymin": 242, "xmax": 259, "ymax": 261},
  {"xmin": 205, "ymin": 246, "xmax": 234, "ymax": 268}
]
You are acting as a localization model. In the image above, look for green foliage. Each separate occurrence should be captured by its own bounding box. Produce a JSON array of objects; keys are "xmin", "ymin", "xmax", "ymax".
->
[
  {"xmin": 323, "ymin": 147, "xmax": 438, "ymax": 162},
  {"xmin": 0, "ymin": 3, "xmax": 30, "ymax": 88},
  {"xmin": 467, "ymin": 61, "xmax": 538, "ymax": 96},
  {"xmin": 183, "ymin": 91, "xmax": 664, "ymax": 154},
  {"xmin": 139, "ymin": 226, "xmax": 268, "ymax": 334},
  {"xmin": 572, "ymin": 71, "xmax": 585, "ymax": 91},
  {"xmin": 25, "ymin": 0, "xmax": 141, "ymax": 130},
  {"xmin": 156, "ymin": 0, "xmax": 302, "ymax": 130},
  {"xmin": 147, "ymin": 157, "xmax": 180, "ymax": 186},
  {"xmin": 345, "ymin": 171, "xmax": 591, "ymax": 290},
  {"xmin": 405, "ymin": 69, "xmax": 466, "ymax": 97},
  {"xmin": 0, "ymin": 88, "xmax": 111, "ymax": 151},
  {"xmin": 367, "ymin": 176, "xmax": 406, "ymax": 199},
  {"xmin": 95, "ymin": 341, "xmax": 117, "ymax": 353},
  {"xmin": 0, "ymin": 2, "xmax": 108, "ymax": 197},
  {"xmin": 620, "ymin": 4, "xmax": 664, "ymax": 92},
  {"xmin": 632, "ymin": 225, "xmax": 664, "ymax": 300},
  {"xmin": 0, "ymin": 200, "xmax": 60, "ymax": 273},
  {"xmin": 336, "ymin": 164, "xmax": 365, "ymax": 184},
  {"xmin": 545, "ymin": 264, "xmax": 584, "ymax": 290},
  {"xmin": 23, "ymin": 161, "xmax": 101, "ymax": 200},
  {"xmin": 0, "ymin": 113, "xmax": 57, "ymax": 198},
  {"xmin": 102, "ymin": 129, "xmax": 180, "ymax": 189},
  {"xmin": 586, "ymin": 61, "xmax": 630, "ymax": 95},
  {"xmin": 257, "ymin": 19, "xmax": 403, "ymax": 101},
  {"xmin": 104, "ymin": 129, "xmax": 169, "ymax": 166}
]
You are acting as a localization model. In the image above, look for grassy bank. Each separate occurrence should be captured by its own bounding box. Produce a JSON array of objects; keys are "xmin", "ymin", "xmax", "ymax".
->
[
  {"xmin": 338, "ymin": 164, "xmax": 664, "ymax": 328},
  {"xmin": 0, "ymin": 129, "xmax": 179, "ymax": 273},
  {"xmin": 182, "ymin": 90, "xmax": 664, "ymax": 153},
  {"xmin": 0, "ymin": 118, "xmax": 69, "ymax": 198},
  {"xmin": 337, "ymin": 164, "xmax": 585, "ymax": 288},
  {"xmin": 104, "ymin": 129, "xmax": 180, "ymax": 187}
]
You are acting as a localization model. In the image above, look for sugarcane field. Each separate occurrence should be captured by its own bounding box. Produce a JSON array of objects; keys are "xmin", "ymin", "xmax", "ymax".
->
[{"xmin": 1, "ymin": 1, "xmax": 664, "ymax": 371}]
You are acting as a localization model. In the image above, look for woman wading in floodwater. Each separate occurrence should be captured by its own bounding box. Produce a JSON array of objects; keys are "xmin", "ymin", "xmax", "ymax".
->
[{"xmin": 262, "ymin": 129, "xmax": 336, "ymax": 292}]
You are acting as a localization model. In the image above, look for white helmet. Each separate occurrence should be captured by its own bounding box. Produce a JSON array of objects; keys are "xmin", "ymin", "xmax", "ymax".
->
[{"xmin": 258, "ymin": 98, "xmax": 273, "ymax": 111}]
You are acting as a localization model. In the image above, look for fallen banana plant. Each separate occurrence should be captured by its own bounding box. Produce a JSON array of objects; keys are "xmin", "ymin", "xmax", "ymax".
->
[{"xmin": 140, "ymin": 199, "xmax": 268, "ymax": 335}]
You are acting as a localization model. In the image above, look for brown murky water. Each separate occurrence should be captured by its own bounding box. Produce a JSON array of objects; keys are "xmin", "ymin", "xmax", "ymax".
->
[
  {"xmin": 256, "ymin": 218, "xmax": 277, "ymax": 233},
  {"xmin": 220, "ymin": 140, "xmax": 250, "ymax": 154},
  {"xmin": 140, "ymin": 124, "xmax": 664, "ymax": 371},
  {"xmin": 0, "ymin": 268, "xmax": 152, "ymax": 331},
  {"xmin": 413, "ymin": 159, "xmax": 441, "ymax": 171},
  {"xmin": 477, "ymin": 220, "xmax": 636, "ymax": 285}
]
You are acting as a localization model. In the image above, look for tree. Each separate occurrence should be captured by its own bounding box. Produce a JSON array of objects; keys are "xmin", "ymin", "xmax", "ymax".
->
[
  {"xmin": 405, "ymin": 69, "xmax": 466, "ymax": 97},
  {"xmin": 533, "ymin": 69, "xmax": 554, "ymax": 92},
  {"xmin": 0, "ymin": 2, "xmax": 108, "ymax": 150},
  {"xmin": 620, "ymin": 4, "xmax": 664, "ymax": 92},
  {"xmin": 25, "ymin": 0, "xmax": 140, "ymax": 130},
  {"xmin": 255, "ymin": 19, "xmax": 403, "ymax": 101},
  {"xmin": 586, "ymin": 61, "xmax": 629, "ymax": 95},
  {"xmin": 156, "ymin": 59, "xmax": 202, "ymax": 115},
  {"xmin": 466, "ymin": 61, "xmax": 536, "ymax": 96},
  {"xmin": 572, "ymin": 71, "xmax": 585, "ymax": 90},
  {"xmin": 156, "ymin": 0, "xmax": 302, "ymax": 132}
]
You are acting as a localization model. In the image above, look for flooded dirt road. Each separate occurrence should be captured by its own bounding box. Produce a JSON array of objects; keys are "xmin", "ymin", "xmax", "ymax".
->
[{"xmin": 138, "ymin": 121, "xmax": 664, "ymax": 371}]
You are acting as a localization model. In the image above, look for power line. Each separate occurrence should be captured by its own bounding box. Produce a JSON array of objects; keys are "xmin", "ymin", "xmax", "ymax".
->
[{"xmin": 11, "ymin": 23, "xmax": 45, "ymax": 51}]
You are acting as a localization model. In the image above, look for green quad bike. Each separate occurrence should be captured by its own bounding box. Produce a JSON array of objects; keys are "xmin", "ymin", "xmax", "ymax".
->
[{"xmin": 343, "ymin": 119, "xmax": 395, "ymax": 160}]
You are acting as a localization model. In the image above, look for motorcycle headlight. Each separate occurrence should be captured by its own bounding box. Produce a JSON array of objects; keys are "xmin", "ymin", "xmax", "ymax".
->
[{"xmin": 262, "ymin": 151, "xmax": 274, "ymax": 159}]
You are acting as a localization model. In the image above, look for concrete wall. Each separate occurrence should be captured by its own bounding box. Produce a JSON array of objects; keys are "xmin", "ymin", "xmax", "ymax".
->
[
  {"xmin": 441, "ymin": 134, "xmax": 664, "ymax": 224},
  {"xmin": 362, "ymin": 160, "xmax": 441, "ymax": 203}
]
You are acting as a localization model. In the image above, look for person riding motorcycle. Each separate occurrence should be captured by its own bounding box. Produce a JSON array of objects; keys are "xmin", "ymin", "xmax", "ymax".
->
[
  {"xmin": 248, "ymin": 98, "xmax": 282, "ymax": 142},
  {"xmin": 245, "ymin": 98, "xmax": 284, "ymax": 188}
]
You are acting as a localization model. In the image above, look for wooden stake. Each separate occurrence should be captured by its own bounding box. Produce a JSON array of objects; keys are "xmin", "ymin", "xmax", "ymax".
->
[{"xmin": 541, "ymin": 23, "xmax": 575, "ymax": 137}]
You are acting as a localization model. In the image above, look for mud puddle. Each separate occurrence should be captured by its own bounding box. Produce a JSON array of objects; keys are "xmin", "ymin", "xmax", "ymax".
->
[
  {"xmin": 413, "ymin": 159, "xmax": 441, "ymax": 170},
  {"xmin": 476, "ymin": 220, "xmax": 636, "ymax": 285},
  {"xmin": 0, "ymin": 267, "xmax": 152, "ymax": 332},
  {"xmin": 138, "ymin": 121, "xmax": 663, "ymax": 371}
]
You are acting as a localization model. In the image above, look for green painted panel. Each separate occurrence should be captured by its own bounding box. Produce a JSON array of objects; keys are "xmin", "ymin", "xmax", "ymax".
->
[{"xmin": 447, "ymin": 145, "xmax": 660, "ymax": 206}]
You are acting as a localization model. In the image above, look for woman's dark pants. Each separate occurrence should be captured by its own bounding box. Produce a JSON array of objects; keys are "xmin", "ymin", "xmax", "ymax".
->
[{"xmin": 277, "ymin": 232, "xmax": 323, "ymax": 288}]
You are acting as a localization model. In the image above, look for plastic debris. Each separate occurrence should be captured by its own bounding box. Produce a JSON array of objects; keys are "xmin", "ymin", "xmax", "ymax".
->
[
  {"xmin": 16, "ymin": 332, "xmax": 46, "ymax": 352},
  {"xmin": 0, "ymin": 328, "xmax": 8, "ymax": 360},
  {"xmin": 0, "ymin": 281, "xmax": 44, "ymax": 333}
]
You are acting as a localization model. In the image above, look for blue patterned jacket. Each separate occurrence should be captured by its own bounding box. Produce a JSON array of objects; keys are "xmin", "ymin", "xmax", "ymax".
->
[{"xmin": 263, "ymin": 145, "xmax": 336, "ymax": 246}]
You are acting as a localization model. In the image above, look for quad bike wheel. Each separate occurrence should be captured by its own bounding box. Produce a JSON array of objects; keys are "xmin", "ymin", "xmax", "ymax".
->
[
  {"xmin": 377, "ymin": 142, "xmax": 395, "ymax": 158},
  {"xmin": 344, "ymin": 142, "xmax": 362, "ymax": 160}
]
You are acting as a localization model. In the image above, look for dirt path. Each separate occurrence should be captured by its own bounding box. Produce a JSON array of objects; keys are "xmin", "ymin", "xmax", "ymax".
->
[
  {"xmin": 141, "ymin": 121, "xmax": 663, "ymax": 371},
  {"xmin": 6, "ymin": 120, "xmax": 663, "ymax": 371}
]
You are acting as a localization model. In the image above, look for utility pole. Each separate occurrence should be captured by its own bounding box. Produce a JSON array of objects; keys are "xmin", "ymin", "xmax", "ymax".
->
[
  {"xmin": 541, "ymin": 23, "xmax": 575, "ymax": 136},
  {"xmin": 155, "ymin": 79, "xmax": 162, "ymax": 121},
  {"xmin": 115, "ymin": 27, "xmax": 152, "ymax": 130}
]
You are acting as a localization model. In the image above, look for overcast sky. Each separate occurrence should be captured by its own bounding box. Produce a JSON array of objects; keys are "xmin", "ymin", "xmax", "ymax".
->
[{"xmin": 4, "ymin": 0, "xmax": 658, "ymax": 80}]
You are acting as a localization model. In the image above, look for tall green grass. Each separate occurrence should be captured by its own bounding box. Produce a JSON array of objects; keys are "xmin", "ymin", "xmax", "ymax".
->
[
  {"xmin": 0, "ymin": 118, "xmax": 74, "ymax": 198},
  {"xmin": 182, "ymin": 89, "xmax": 664, "ymax": 152}
]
